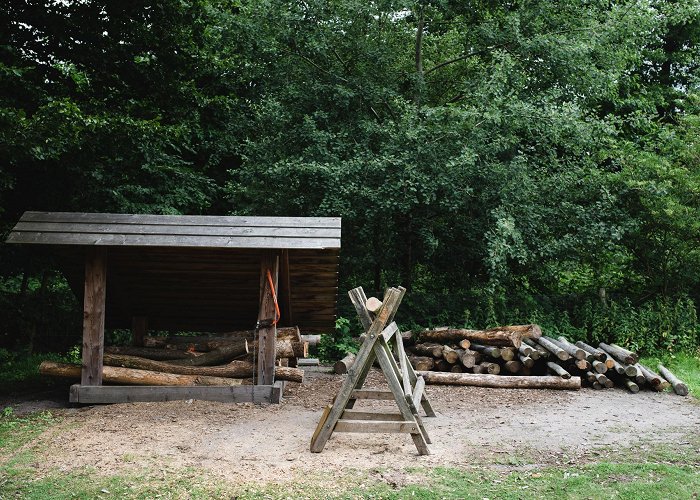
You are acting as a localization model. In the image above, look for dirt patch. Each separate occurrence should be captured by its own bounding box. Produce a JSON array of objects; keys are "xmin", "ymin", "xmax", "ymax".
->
[{"xmin": 7, "ymin": 368, "xmax": 700, "ymax": 484}]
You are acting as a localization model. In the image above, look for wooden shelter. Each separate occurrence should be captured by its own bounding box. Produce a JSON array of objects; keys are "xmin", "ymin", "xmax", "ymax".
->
[{"xmin": 7, "ymin": 211, "xmax": 341, "ymax": 403}]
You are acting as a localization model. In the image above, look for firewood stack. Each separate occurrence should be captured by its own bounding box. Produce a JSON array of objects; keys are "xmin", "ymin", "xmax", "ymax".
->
[
  {"xmin": 40, "ymin": 327, "xmax": 308, "ymax": 386},
  {"xmin": 403, "ymin": 325, "xmax": 688, "ymax": 395}
]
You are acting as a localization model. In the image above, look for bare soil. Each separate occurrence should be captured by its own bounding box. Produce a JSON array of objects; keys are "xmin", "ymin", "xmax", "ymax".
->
[{"xmin": 4, "ymin": 368, "xmax": 700, "ymax": 485}]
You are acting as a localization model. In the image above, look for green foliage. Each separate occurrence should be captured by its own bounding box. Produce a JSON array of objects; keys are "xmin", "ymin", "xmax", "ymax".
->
[
  {"xmin": 0, "ymin": 0, "xmax": 699, "ymax": 355},
  {"xmin": 318, "ymin": 317, "xmax": 358, "ymax": 363}
]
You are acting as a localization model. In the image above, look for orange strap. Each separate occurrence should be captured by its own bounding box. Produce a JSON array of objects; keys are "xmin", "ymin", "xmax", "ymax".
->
[{"xmin": 266, "ymin": 269, "xmax": 280, "ymax": 326}]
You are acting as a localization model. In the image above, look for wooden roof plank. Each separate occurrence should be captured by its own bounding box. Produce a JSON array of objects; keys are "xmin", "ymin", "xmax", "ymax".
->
[
  {"xmin": 21, "ymin": 211, "xmax": 340, "ymax": 228},
  {"xmin": 6, "ymin": 231, "xmax": 339, "ymax": 249},
  {"xmin": 13, "ymin": 221, "xmax": 340, "ymax": 239}
]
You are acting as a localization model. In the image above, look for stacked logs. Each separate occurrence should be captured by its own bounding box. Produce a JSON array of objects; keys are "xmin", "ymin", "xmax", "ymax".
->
[
  {"xmin": 40, "ymin": 327, "xmax": 307, "ymax": 386},
  {"xmin": 405, "ymin": 325, "xmax": 688, "ymax": 395}
]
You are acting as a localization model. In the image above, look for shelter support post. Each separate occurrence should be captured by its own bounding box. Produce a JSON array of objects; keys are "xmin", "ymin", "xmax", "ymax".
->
[
  {"xmin": 81, "ymin": 247, "xmax": 107, "ymax": 386},
  {"xmin": 131, "ymin": 316, "xmax": 147, "ymax": 347},
  {"xmin": 257, "ymin": 250, "xmax": 279, "ymax": 385}
]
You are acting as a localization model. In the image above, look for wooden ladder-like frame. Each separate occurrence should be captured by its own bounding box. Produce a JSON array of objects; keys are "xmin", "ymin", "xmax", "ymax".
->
[{"xmin": 310, "ymin": 286, "xmax": 435, "ymax": 455}]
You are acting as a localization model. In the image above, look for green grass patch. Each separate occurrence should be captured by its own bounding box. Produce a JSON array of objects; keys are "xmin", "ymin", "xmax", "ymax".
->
[
  {"xmin": 0, "ymin": 407, "xmax": 56, "ymax": 456},
  {"xmin": 640, "ymin": 351, "xmax": 700, "ymax": 398}
]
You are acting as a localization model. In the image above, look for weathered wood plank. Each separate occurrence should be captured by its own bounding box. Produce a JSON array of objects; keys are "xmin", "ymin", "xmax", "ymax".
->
[
  {"xmin": 14, "ymin": 221, "xmax": 340, "ymax": 239},
  {"xmin": 81, "ymin": 248, "xmax": 106, "ymax": 386},
  {"xmin": 257, "ymin": 251, "xmax": 279, "ymax": 385},
  {"xmin": 334, "ymin": 420, "xmax": 419, "ymax": 434},
  {"xmin": 341, "ymin": 410, "xmax": 405, "ymax": 421},
  {"xmin": 350, "ymin": 389, "xmax": 395, "ymax": 400},
  {"xmin": 19, "ymin": 211, "xmax": 341, "ymax": 228},
  {"xmin": 68, "ymin": 384, "xmax": 280, "ymax": 404},
  {"xmin": 7, "ymin": 232, "xmax": 340, "ymax": 249}
]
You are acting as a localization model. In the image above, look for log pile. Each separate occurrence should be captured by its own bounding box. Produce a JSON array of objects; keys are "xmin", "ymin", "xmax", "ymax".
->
[
  {"xmin": 404, "ymin": 325, "xmax": 688, "ymax": 394},
  {"xmin": 41, "ymin": 327, "xmax": 307, "ymax": 386}
]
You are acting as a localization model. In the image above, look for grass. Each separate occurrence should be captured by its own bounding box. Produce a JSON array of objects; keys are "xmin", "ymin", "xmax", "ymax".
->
[
  {"xmin": 639, "ymin": 350, "xmax": 700, "ymax": 397},
  {"xmin": 1, "ymin": 407, "xmax": 698, "ymax": 500}
]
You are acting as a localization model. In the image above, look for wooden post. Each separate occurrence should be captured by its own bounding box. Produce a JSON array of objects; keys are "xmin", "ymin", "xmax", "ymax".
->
[
  {"xmin": 131, "ymin": 316, "xmax": 147, "ymax": 347},
  {"xmin": 278, "ymin": 249, "xmax": 293, "ymax": 326},
  {"xmin": 257, "ymin": 250, "xmax": 279, "ymax": 385},
  {"xmin": 81, "ymin": 248, "xmax": 107, "ymax": 386}
]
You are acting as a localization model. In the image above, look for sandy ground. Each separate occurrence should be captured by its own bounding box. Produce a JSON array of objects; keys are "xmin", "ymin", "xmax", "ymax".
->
[{"xmin": 3, "ymin": 368, "xmax": 700, "ymax": 485}]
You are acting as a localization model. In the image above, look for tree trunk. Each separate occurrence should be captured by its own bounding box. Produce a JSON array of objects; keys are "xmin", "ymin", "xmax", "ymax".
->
[
  {"xmin": 503, "ymin": 360, "xmax": 521, "ymax": 373},
  {"xmin": 417, "ymin": 325, "xmax": 540, "ymax": 348},
  {"xmin": 301, "ymin": 334, "xmax": 321, "ymax": 347},
  {"xmin": 250, "ymin": 340, "xmax": 307, "ymax": 359},
  {"xmin": 658, "ymin": 364, "xmax": 689, "ymax": 396},
  {"xmin": 458, "ymin": 339, "xmax": 471, "ymax": 350},
  {"xmin": 518, "ymin": 354, "xmax": 534, "ymax": 369},
  {"xmin": 334, "ymin": 353, "xmax": 356, "ymax": 375},
  {"xmin": 418, "ymin": 371, "xmax": 581, "ymax": 390},
  {"xmin": 460, "ymin": 349, "xmax": 478, "ymax": 368},
  {"xmin": 101, "ymin": 354, "xmax": 304, "ymax": 382},
  {"xmin": 40, "ymin": 361, "xmax": 244, "ymax": 386},
  {"xmin": 536, "ymin": 337, "xmax": 570, "ymax": 361},
  {"xmin": 410, "ymin": 343, "xmax": 444, "ymax": 358},
  {"xmin": 637, "ymin": 364, "xmax": 669, "ymax": 390},
  {"xmin": 599, "ymin": 343, "xmax": 637, "ymax": 365},
  {"xmin": 470, "ymin": 343, "xmax": 501, "ymax": 359},
  {"xmin": 104, "ymin": 346, "xmax": 202, "ymax": 361},
  {"xmin": 166, "ymin": 341, "xmax": 248, "ymax": 366},
  {"xmin": 442, "ymin": 345, "xmax": 460, "ymax": 364},
  {"xmin": 547, "ymin": 362, "xmax": 571, "ymax": 379},
  {"xmin": 409, "ymin": 355, "xmax": 435, "ymax": 371},
  {"xmin": 555, "ymin": 337, "xmax": 586, "ymax": 360}
]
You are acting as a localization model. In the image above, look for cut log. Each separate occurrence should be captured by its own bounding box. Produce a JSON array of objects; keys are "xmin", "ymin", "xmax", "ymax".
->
[
  {"xmin": 504, "ymin": 360, "xmax": 522, "ymax": 373},
  {"xmin": 518, "ymin": 354, "xmax": 534, "ymax": 369},
  {"xmin": 637, "ymin": 364, "xmax": 669, "ymax": 391},
  {"xmin": 401, "ymin": 330, "xmax": 415, "ymax": 346},
  {"xmin": 248, "ymin": 340, "xmax": 308, "ymax": 359},
  {"xmin": 104, "ymin": 346, "xmax": 201, "ymax": 361},
  {"xmin": 334, "ymin": 353, "xmax": 356, "ymax": 375},
  {"xmin": 459, "ymin": 349, "xmax": 478, "ymax": 369},
  {"xmin": 599, "ymin": 343, "xmax": 637, "ymax": 365},
  {"xmin": 536, "ymin": 337, "xmax": 570, "ymax": 361},
  {"xmin": 458, "ymin": 339, "xmax": 471, "ymax": 350},
  {"xmin": 365, "ymin": 297, "xmax": 383, "ymax": 313},
  {"xmin": 518, "ymin": 343, "xmax": 534, "ymax": 357},
  {"xmin": 418, "ymin": 371, "xmax": 581, "ymax": 390},
  {"xmin": 411, "ymin": 343, "xmax": 444, "ymax": 358},
  {"xmin": 574, "ymin": 341, "xmax": 606, "ymax": 362},
  {"xmin": 442, "ymin": 346, "xmax": 461, "ymax": 364},
  {"xmin": 573, "ymin": 359, "xmax": 591, "ymax": 371},
  {"xmin": 435, "ymin": 359, "xmax": 454, "ymax": 372},
  {"xmin": 609, "ymin": 344, "xmax": 639, "ymax": 364},
  {"xmin": 471, "ymin": 343, "xmax": 501, "ymax": 359},
  {"xmin": 101, "ymin": 354, "xmax": 303, "ymax": 382},
  {"xmin": 40, "ymin": 361, "xmax": 243, "ymax": 386},
  {"xmin": 166, "ymin": 341, "xmax": 249, "ymax": 366},
  {"xmin": 555, "ymin": 337, "xmax": 587, "ymax": 360},
  {"xmin": 624, "ymin": 378, "xmax": 640, "ymax": 393},
  {"xmin": 409, "ymin": 355, "xmax": 435, "ymax": 371},
  {"xmin": 500, "ymin": 347, "xmax": 516, "ymax": 362},
  {"xmin": 524, "ymin": 338, "xmax": 550, "ymax": 359},
  {"xmin": 547, "ymin": 362, "xmax": 571, "ymax": 379},
  {"xmin": 450, "ymin": 364, "xmax": 464, "ymax": 373},
  {"xmin": 591, "ymin": 360, "xmax": 607, "ymax": 374},
  {"xmin": 477, "ymin": 362, "xmax": 500, "ymax": 375},
  {"xmin": 301, "ymin": 334, "xmax": 321, "ymax": 348},
  {"xmin": 658, "ymin": 364, "xmax": 689, "ymax": 396},
  {"xmin": 417, "ymin": 325, "xmax": 535, "ymax": 348}
]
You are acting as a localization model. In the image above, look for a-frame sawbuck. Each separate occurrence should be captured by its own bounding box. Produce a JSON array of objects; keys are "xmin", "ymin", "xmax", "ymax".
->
[{"xmin": 310, "ymin": 286, "xmax": 435, "ymax": 455}]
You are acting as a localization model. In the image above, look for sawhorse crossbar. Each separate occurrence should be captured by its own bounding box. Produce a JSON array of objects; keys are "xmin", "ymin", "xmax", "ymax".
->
[{"xmin": 310, "ymin": 286, "xmax": 435, "ymax": 455}]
